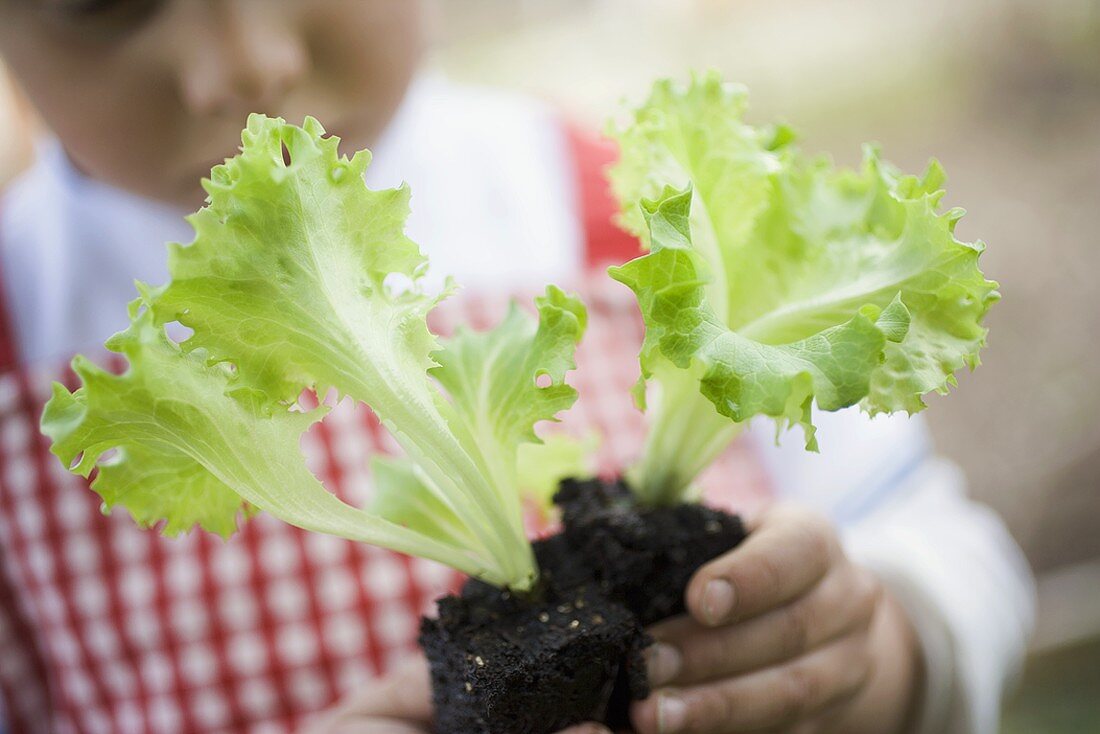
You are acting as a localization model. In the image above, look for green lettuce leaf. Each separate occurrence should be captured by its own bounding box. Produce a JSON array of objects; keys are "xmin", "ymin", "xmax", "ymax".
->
[
  {"xmin": 368, "ymin": 455, "xmax": 475, "ymax": 550},
  {"xmin": 155, "ymin": 115, "xmax": 433, "ymax": 408},
  {"xmin": 371, "ymin": 285, "xmax": 588, "ymax": 537},
  {"xmin": 42, "ymin": 115, "xmax": 588, "ymax": 590},
  {"xmin": 41, "ymin": 302, "xmax": 488, "ymax": 577},
  {"xmin": 153, "ymin": 116, "xmax": 515, "ymax": 568},
  {"xmin": 431, "ymin": 286, "xmax": 587, "ymax": 501},
  {"xmin": 609, "ymin": 74, "xmax": 998, "ymax": 503}
]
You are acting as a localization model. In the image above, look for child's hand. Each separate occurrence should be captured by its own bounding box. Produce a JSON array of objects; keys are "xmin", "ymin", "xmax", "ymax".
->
[
  {"xmin": 298, "ymin": 655, "xmax": 435, "ymax": 733},
  {"xmin": 301, "ymin": 653, "xmax": 612, "ymax": 734},
  {"xmin": 631, "ymin": 505, "xmax": 923, "ymax": 734}
]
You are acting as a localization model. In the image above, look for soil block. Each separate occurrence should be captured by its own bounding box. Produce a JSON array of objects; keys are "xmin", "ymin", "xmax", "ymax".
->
[
  {"xmin": 420, "ymin": 477, "xmax": 748, "ymax": 733},
  {"xmin": 554, "ymin": 477, "xmax": 747, "ymax": 625},
  {"xmin": 420, "ymin": 582, "xmax": 649, "ymax": 734}
]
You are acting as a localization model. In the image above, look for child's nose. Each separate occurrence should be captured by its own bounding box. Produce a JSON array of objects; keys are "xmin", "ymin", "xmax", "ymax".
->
[{"xmin": 178, "ymin": 14, "xmax": 308, "ymax": 118}]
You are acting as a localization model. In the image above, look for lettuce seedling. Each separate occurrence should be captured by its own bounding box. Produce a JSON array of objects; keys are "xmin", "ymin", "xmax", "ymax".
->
[
  {"xmin": 608, "ymin": 74, "xmax": 999, "ymax": 504},
  {"xmin": 41, "ymin": 115, "xmax": 586, "ymax": 591}
]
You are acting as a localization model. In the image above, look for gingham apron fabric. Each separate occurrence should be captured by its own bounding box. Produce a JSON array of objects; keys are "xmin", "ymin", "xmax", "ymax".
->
[{"xmin": 0, "ymin": 131, "xmax": 771, "ymax": 734}]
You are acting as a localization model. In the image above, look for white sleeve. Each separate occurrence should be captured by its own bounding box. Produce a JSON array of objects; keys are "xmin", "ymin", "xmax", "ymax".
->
[{"xmin": 749, "ymin": 411, "xmax": 1036, "ymax": 734}]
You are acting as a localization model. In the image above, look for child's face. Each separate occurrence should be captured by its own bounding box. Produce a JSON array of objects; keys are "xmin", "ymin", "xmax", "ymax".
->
[{"xmin": 0, "ymin": 0, "xmax": 424, "ymax": 206}]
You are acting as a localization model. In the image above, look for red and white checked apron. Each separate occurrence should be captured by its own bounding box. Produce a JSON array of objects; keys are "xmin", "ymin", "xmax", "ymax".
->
[{"xmin": 0, "ymin": 130, "xmax": 771, "ymax": 734}]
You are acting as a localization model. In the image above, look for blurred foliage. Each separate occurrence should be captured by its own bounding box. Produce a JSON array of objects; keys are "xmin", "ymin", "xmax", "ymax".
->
[{"xmin": 1002, "ymin": 638, "xmax": 1100, "ymax": 734}]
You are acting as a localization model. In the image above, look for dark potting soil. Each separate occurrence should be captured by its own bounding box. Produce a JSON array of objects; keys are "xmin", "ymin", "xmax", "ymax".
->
[
  {"xmin": 420, "ymin": 477, "xmax": 747, "ymax": 734},
  {"xmin": 420, "ymin": 582, "xmax": 648, "ymax": 734},
  {"xmin": 554, "ymin": 477, "xmax": 747, "ymax": 626}
]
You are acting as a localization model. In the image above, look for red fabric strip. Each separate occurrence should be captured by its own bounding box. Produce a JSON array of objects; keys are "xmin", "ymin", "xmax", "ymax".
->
[{"xmin": 563, "ymin": 126, "xmax": 642, "ymax": 269}]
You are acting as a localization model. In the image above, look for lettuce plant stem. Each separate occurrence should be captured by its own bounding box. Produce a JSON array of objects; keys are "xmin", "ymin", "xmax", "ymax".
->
[
  {"xmin": 632, "ymin": 374, "xmax": 744, "ymax": 506},
  {"xmin": 343, "ymin": 369, "xmax": 537, "ymax": 590}
]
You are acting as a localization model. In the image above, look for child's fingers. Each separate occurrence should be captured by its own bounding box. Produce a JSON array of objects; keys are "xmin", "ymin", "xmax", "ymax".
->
[
  {"xmin": 648, "ymin": 564, "xmax": 881, "ymax": 687},
  {"xmin": 302, "ymin": 655, "xmax": 434, "ymax": 731},
  {"xmin": 685, "ymin": 504, "xmax": 840, "ymax": 627},
  {"xmin": 352, "ymin": 655, "xmax": 434, "ymax": 719},
  {"xmin": 631, "ymin": 630, "xmax": 873, "ymax": 734}
]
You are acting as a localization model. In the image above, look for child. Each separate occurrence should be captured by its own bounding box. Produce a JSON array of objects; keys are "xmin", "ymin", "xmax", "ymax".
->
[{"xmin": 0, "ymin": 2, "xmax": 1033, "ymax": 733}]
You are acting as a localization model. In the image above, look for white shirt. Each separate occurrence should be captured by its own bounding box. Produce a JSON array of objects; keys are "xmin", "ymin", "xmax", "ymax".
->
[{"xmin": 0, "ymin": 77, "xmax": 1034, "ymax": 734}]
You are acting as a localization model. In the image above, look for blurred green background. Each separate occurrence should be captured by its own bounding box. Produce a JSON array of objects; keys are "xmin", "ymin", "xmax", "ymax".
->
[{"xmin": 1, "ymin": 0, "xmax": 1097, "ymax": 730}]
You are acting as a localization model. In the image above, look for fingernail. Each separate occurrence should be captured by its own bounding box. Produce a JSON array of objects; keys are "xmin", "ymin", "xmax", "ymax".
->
[
  {"xmin": 657, "ymin": 692, "xmax": 688, "ymax": 734},
  {"xmin": 645, "ymin": 643, "xmax": 683, "ymax": 687},
  {"xmin": 702, "ymin": 579, "xmax": 735, "ymax": 624}
]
